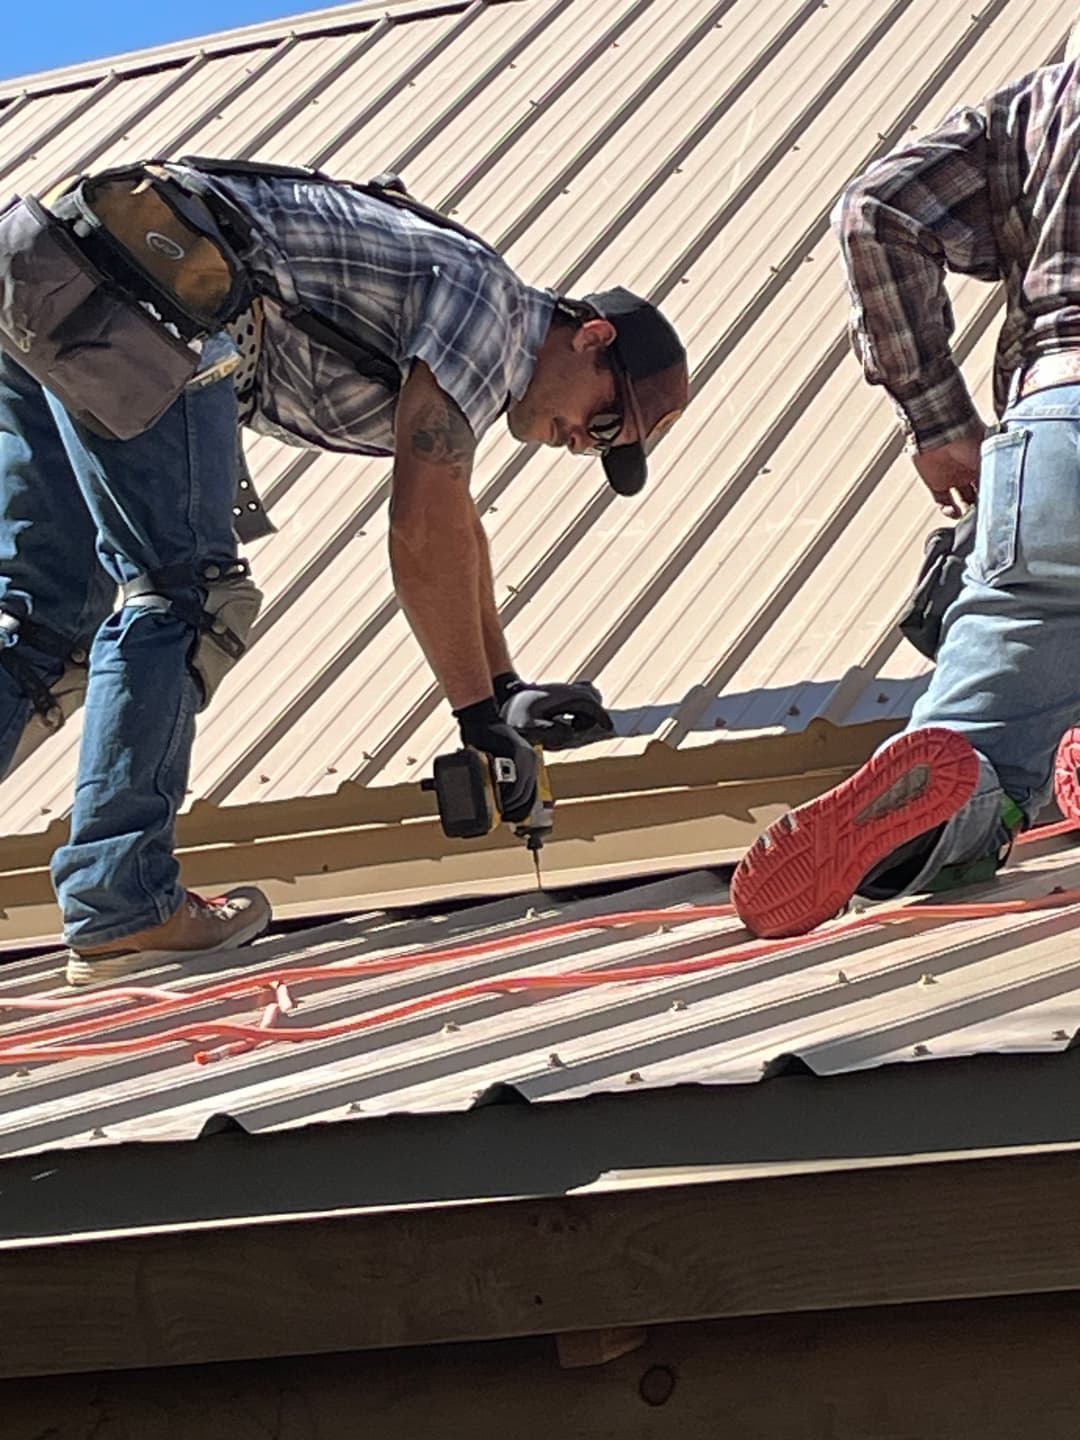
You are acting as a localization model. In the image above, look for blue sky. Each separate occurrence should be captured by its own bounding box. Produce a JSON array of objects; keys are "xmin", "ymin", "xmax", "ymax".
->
[{"xmin": 3, "ymin": 0, "xmax": 322, "ymax": 82}]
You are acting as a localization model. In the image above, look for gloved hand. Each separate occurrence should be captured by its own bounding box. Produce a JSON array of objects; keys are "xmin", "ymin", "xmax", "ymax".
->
[
  {"xmin": 453, "ymin": 695, "xmax": 539, "ymax": 823},
  {"xmin": 494, "ymin": 672, "xmax": 615, "ymax": 751}
]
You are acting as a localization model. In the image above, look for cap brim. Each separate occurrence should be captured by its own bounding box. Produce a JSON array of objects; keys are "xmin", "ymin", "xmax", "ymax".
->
[{"xmin": 602, "ymin": 443, "xmax": 646, "ymax": 496}]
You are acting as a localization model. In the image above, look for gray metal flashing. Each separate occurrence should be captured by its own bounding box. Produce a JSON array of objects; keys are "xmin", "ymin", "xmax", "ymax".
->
[{"xmin": 2, "ymin": 1047, "xmax": 1080, "ymax": 1244}]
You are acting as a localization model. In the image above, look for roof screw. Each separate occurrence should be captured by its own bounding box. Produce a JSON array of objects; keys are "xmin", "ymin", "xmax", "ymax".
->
[
  {"xmin": 525, "ymin": 907, "xmax": 538, "ymax": 919},
  {"xmin": 713, "ymin": 717, "xmax": 727, "ymax": 728},
  {"xmin": 787, "ymin": 704, "xmax": 800, "ymax": 717},
  {"xmin": 89, "ymin": 1126, "xmax": 106, "ymax": 1139},
  {"xmin": 913, "ymin": 1044, "xmax": 930, "ymax": 1056},
  {"xmin": 13, "ymin": 1068, "xmax": 29, "ymax": 1078},
  {"xmin": 849, "ymin": 899, "xmax": 868, "ymax": 914},
  {"xmin": 876, "ymin": 692, "xmax": 889, "ymax": 704},
  {"xmin": 655, "ymin": 923, "xmax": 670, "ymax": 934},
  {"xmin": 1051, "ymin": 885, "xmax": 1065, "ymax": 895},
  {"xmin": 918, "ymin": 973, "xmax": 937, "ymax": 986},
  {"xmin": 361, "ymin": 751, "xmax": 373, "ymax": 761},
  {"xmin": 259, "ymin": 773, "xmax": 270, "ymax": 783},
  {"xmin": 441, "ymin": 1022, "xmax": 460, "ymax": 1035},
  {"xmin": 626, "ymin": 1071, "xmax": 644, "ymax": 1085},
  {"xmin": 836, "ymin": 970, "xmax": 850, "ymax": 984},
  {"xmin": 405, "ymin": 756, "xmax": 417, "ymax": 765},
  {"xmin": 547, "ymin": 1052, "xmax": 565, "ymax": 1069},
  {"xmin": 1053, "ymin": 1029, "xmax": 1069, "ymax": 1042},
  {"xmin": 669, "ymin": 999, "xmax": 687, "ymax": 1012},
  {"xmin": 325, "ymin": 765, "xmax": 338, "ymax": 774},
  {"xmin": 346, "ymin": 1100, "xmax": 363, "ymax": 1114}
]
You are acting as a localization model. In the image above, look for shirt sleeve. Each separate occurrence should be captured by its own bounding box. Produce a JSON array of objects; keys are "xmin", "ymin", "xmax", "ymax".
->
[
  {"xmin": 831, "ymin": 102, "xmax": 1003, "ymax": 451},
  {"xmin": 399, "ymin": 258, "xmax": 526, "ymax": 442}
]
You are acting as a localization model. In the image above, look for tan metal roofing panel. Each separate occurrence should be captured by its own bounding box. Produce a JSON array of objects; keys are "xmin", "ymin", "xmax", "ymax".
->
[
  {"xmin": 0, "ymin": 830, "xmax": 1076, "ymax": 1154},
  {"xmin": 0, "ymin": 0, "xmax": 1072, "ymax": 840}
]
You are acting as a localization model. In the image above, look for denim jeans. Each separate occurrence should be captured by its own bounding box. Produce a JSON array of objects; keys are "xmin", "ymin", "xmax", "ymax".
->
[
  {"xmin": 875, "ymin": 381, "xmax": 1080, "ymax": 894},
  {"xmin": 0, "ymin": 352, "xmax": 240, "ymax": 944}
]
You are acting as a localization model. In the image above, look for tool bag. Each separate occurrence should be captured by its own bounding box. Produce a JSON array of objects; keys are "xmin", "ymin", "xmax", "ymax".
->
[
  {"xmin": 0, "ymin": 167, "xmax": 254, "ymax": 438},
  {"xmin": 897, "ymin": 507, "xmax": 976, "ymax": 659},
  {"xmin": 0, "ymin": 156, "xmax": 498, "ymax": 441}
]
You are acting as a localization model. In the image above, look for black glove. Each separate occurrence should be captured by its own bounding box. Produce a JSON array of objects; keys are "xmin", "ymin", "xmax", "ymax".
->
[
  {"xmin": 453, "ymin": 696, "xmax": 539, "ymax": 823},
  {"xmin": 494, "ymin": 673, "xmax": 615, "ymax": 751}
]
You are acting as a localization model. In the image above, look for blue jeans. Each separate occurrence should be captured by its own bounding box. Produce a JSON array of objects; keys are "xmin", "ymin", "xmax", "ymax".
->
[
  {"xmin": 885, "ymin": 381, "xmax": 1080, "ymax": 892},
  {"xmin": 0, "ymin": 352, "xmax": 240, "ymax": 945}
]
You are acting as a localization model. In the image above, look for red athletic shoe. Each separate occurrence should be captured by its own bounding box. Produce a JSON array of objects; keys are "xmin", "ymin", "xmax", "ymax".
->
[
  {"xmin": 1054, "ymin": 725, "xmax": 1080, "ymax": 825},
  {"xmin": 731, "ymin": 727, "xmax": 980, "ymax": 939}
]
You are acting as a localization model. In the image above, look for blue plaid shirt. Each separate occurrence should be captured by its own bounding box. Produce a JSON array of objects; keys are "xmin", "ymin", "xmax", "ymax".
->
[{"xmin": 188, "ymin": 170, "xmax": 554, "ymax": 453}]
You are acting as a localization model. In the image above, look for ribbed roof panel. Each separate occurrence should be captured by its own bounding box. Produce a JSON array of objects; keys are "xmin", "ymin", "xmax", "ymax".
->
[{"xmin": 0, "ymin": 0, "xmax": 1072, "ymax": 834}]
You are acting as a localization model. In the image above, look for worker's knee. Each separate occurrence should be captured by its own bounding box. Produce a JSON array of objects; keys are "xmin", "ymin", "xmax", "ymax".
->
[{"xmin": 122, "ymin": 558, "xmax": 262, "ymax": 710}]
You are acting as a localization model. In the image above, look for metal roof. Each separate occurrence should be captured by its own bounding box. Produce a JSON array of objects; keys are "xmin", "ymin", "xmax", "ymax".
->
[
  {"xmin": 0, "ymin": 826, "xmax": 1078, "ymax": 1156},
  {"xmin": 0, "ymin": 0, "xmax": 1073, "ymax": 842}
]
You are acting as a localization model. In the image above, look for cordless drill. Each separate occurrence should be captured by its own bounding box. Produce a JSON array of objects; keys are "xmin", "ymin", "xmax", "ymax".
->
[{"xmin": 422, "ymin": 745, "xmax": 554, "ymax": 886}]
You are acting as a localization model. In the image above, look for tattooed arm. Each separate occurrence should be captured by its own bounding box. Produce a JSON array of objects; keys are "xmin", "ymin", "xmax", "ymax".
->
[{"xmin": 390, "ymin": 360, "xmax": 511, "ymax": 708}]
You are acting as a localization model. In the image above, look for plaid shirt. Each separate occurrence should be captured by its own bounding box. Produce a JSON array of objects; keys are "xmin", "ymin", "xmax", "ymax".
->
[
  {"xmin": 186, "ymin": 170, "xmax": 554, "ymax": 453},
  {"xmin": 833, "ymin": 60, "xmax": 1080, "ymax": 451}
]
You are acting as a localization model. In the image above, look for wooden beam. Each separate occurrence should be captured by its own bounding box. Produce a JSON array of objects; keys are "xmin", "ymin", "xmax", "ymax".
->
[
  {"xmin": 3, "ymin": 1146, "xmax": 1080, "ymax": 1378},
  {"xmin": 0, "ymin": 1291, "xmax": 1077, "ymax": 1437}
]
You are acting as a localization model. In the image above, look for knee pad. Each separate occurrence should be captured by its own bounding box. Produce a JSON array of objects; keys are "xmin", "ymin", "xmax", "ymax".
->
[
  {"xmin": 122, "ymin": 558, "xmax": 262, "ymax": 710},
  {"xmin": 0, "ymin": 607, "xmax": 91, "ymax": 767},
  {"xmin": 9, "ymin": 655, "xmax": 90, "ymax": 769}
]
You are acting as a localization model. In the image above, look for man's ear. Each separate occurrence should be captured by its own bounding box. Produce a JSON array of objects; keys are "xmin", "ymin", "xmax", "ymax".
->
[{"xmin": 572, "ymin": 317, "xmax": 617, "ymax": 355}]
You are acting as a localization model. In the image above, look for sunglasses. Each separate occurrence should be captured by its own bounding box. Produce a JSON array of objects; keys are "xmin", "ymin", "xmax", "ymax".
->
[
  {"xmin": 583, "ymin": 409, "xmax": 623, "ymax": 455},
  {"xmin": 580, "ymin": 346, "xmax": 629, "ymax": 455}
]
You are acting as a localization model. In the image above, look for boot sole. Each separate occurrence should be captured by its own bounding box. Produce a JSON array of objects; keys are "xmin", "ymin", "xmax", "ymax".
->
[
  {"xmin": 1054, "ymin": 726, "xmax": 1080, "ymax": 827},
  {"xmin": 731, "ymin": 727, "xmax": 980, "ymax": 939},
  {"xmin": 65, "ymin": 898, "xmax": 272, "ymax": 988}
]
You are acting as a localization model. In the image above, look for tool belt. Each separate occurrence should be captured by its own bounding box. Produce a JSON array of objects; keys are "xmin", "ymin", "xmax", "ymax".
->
[
  {"xmin": 0, "ymin": 165, "xmax": 254, "ymax": 439},
  {"xmin": 0, "ymin": 155, "xmax": 499, "ymax": 441}
]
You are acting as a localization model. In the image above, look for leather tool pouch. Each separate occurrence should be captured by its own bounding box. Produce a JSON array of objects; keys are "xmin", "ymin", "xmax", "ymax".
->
[
  {"xmin": 0, "ymin": 168, "xmax": 251, "ymax": 440},
  {"xmin": 898, "ymin": 507, "xmax": 976, "ymax": 659}
]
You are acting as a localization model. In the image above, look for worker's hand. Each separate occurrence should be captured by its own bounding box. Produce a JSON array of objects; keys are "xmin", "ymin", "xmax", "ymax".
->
[
  {"xmin": 454, "ymin": 696, "xmax": 539, "ymax": 823},
  {"xmin": 495, "ymin": 675, "xmax": 615, "ymax": 750},
  {"xmin": 912, "ymin": 434, "xmax": 984, "ymax": 519}
]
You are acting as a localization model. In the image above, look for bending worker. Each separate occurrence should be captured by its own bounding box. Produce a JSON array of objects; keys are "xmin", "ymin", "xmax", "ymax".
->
[
  {"xmin": 0, "ymin": 157, "xmax": 689, "ymax": 984},
  {"xmin": 733, "ymin": 57, "xmax": 1080, "ymax": 938}
]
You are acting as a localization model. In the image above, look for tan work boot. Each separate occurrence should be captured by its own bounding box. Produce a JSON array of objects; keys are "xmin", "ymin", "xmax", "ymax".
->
[{"xmin": 65, "ymin": 886, "xmax": 272, "ymax": 987}]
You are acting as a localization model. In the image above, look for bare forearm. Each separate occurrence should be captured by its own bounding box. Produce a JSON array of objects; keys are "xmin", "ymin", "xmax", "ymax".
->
[
  {"xmin": 473, "ymin": 510, "xmax": 514, "ymax": 681},
  {"xmin": 391, "ymin": 524, "xmax": 490, "ymax": 707},
  {"xmin": 390, "ymin": 361, "xmax": 492, "ymax": 710}
]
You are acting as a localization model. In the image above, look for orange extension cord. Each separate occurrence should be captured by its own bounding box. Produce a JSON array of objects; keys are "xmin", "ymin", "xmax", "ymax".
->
[{"xmin": 0, "ymin": 819, "xmax": 1072, "ymax": 1068}]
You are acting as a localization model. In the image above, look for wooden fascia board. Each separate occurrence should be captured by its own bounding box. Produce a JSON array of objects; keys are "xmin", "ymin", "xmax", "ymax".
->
[{"xmin": 1, "ymin": 1143, "xmax": 1079, "ymax": 1378}]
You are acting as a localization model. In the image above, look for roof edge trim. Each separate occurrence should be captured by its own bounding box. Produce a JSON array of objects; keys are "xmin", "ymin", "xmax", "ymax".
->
[{"xmin": 0, "ymin": 0, "xmax": 518, "ymax": 103}]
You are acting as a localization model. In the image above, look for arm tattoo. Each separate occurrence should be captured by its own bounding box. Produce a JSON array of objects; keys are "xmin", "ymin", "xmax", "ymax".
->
[{"xmin": 408, "ymin": 397, "xmax": 476, "ymax": 467}]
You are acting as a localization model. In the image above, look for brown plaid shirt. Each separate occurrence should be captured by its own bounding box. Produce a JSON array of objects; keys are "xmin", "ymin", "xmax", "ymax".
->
[{"xmin": 833, "ymin": 60, "xmax": 1080, "ymax": 451}]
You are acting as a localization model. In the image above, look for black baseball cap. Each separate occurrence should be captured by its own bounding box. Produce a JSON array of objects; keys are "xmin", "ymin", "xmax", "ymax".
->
[{"xmin": 581, "ymin": 287, "xmax": 689, "ymax": 496}]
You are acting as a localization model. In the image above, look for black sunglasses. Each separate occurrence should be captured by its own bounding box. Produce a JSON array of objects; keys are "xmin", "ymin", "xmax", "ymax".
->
[{"xmin": 581, "ymin": 345, "xmax": 629, "ymax": 455}]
